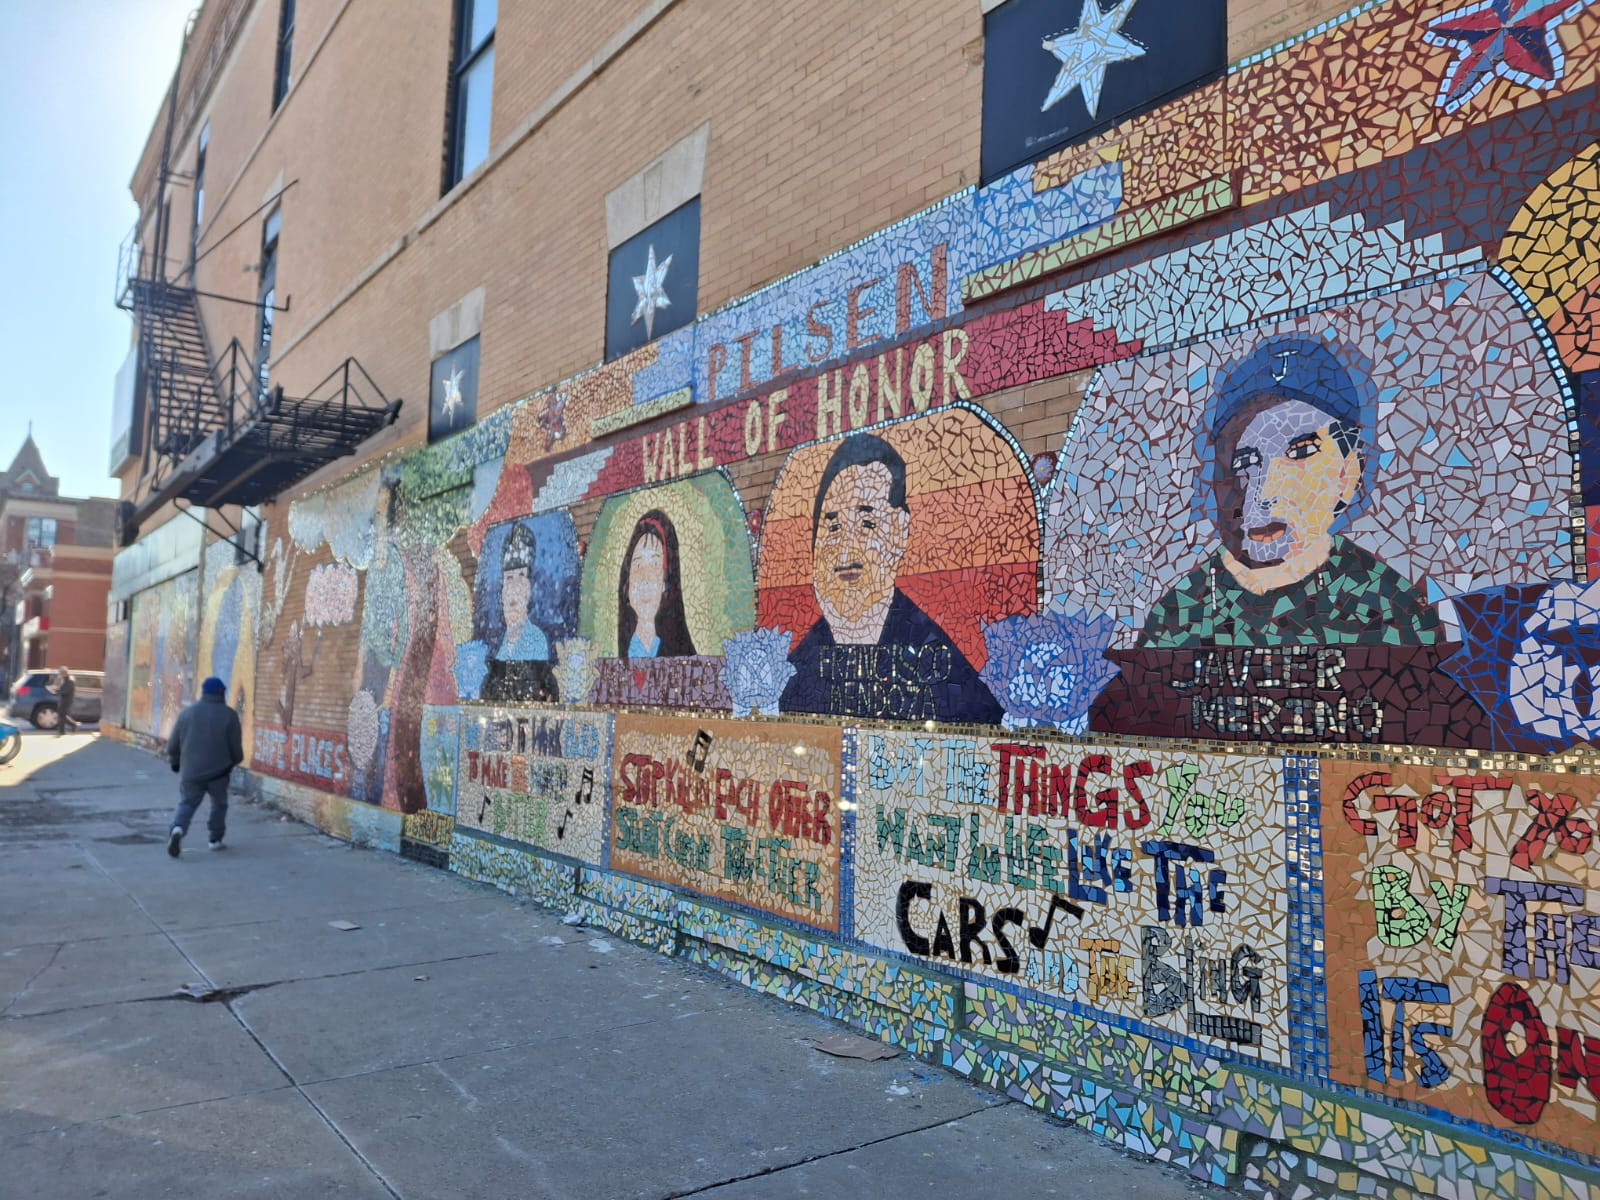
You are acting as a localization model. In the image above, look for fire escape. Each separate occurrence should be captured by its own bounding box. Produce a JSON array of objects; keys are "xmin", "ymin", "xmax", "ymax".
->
[{"xmin": 114, "ymin": 19, "xmax": 400, "ymax": 560}]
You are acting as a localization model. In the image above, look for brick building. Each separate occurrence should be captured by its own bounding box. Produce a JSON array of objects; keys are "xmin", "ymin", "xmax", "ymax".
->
[
  {"xmin": 108, "ymin": 2, "xmax": 1600, "ymax": 1195},
  {"xmin": 0, "ymin": 436, "xmax": 115, "ymax": 680}
]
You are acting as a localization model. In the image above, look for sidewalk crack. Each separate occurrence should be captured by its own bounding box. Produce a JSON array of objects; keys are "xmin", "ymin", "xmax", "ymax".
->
[
  {"xmin": 660, "ymin": 1104, "xmax": 1007, "ymax": 1198},
  {"xmin": 0, "ymin": 943, "xmax": 63, "ymax": 1016}
]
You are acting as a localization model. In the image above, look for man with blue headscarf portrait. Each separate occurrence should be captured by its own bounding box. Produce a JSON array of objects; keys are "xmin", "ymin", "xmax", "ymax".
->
[{"xmin": 1139, "ymin": 335, "xmax": 1440, "ymax": 647}]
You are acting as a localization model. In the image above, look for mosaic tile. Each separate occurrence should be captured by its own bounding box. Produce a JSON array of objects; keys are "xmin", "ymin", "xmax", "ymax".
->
[
  {"xmin": 964, "ymin": 175, "xmax": 1237, "ymax": 304},
  {"xmin": 610, "ymin": 715, "xmax": 843, "ymax": 932},
  {"xmin": 855, "ymin": 731, "xmax": 1290, "ymax": 1062},
  {"xmin": 457, "ymin": 709, "xmax": 611, "ymax": 865},
  {"xmin": 755, "ymin": 405, "xmax": 1038, "ymax": 725},
  {"xmin": 447, "ymin": 831, "xmax": 579, "ymax": 910},
  {"xmin": 578, "ymin": 472, "xmax": 754, "ymax": 711},
  {"xmin": 1323, "ymin": 760, "xmax": 1600, "ymax": 1149}
]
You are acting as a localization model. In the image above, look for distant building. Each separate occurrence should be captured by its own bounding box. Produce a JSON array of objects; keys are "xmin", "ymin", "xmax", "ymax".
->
[{"xmin": 0, "ymin": 435, "xmax": 117, "ymax": 680}]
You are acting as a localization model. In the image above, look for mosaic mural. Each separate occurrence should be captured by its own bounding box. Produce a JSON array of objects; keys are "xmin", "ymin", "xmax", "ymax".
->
[
  {"xmin": 457, "ymin": 708, "xmax": 610, "ymax": 865},
  {"xmin": 125, "ymin": 569, "xmax": 199, "ymax": 740},
  {"xmin": 198, "ymin": 552, "xmax": 260, "ymax": 763},
  {"xmin": 578, "ymin": 472, "xmax": 754, "ymax": 710},
  {"xmin": 458, "ymin": 513, "xmax": 578, "ymax": 705},
  {"xmin": 112, "ymin": 2, "xmax": 1600, "ymax": 1192},
  {"xmin": 252, "ymin": 521, "xmax": 368, "ymax": 795},
  {"xmin": 855, "ymin": 731, "xmax": 1290, "ymax": 1061},
  {"xmin": 1324, "ymin": 760, "xmax": 1600, "ymax": 1146},
  {"xmin": 1043, "ymin": 273, "xmax": 1574, "ymax": 749},
  {"xmin": 610, "ymin": 715, "xmax": 842, "ymax": 932},
  {"xmin": 756, "ymin": 405, "xmax": 1038, "ymax": 724}
]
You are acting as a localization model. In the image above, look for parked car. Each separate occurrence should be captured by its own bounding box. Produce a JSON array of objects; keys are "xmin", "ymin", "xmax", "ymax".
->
[{"xmin": 6, "ymin": 671, "xmax": 103, "ymax": 730}]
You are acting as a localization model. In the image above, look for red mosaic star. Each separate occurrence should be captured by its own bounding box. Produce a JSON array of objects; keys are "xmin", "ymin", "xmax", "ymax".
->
[{"xmin": 1423, "ymin": 0, "xmax": 1595, "ymax": 114}]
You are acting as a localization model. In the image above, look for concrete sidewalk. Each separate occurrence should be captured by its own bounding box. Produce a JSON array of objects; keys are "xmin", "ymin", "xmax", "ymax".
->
[{"xmin": 1, "ymin": 733, "xmax": 1232, "ymax": 1200}]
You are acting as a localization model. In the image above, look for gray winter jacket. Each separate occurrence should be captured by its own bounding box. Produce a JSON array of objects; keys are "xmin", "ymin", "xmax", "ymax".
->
[{"xmin": 168, "ymin": 694, "xmax": 245, "ymax": 783}]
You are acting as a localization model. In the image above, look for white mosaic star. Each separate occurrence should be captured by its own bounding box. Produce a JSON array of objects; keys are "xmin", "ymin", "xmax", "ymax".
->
[
  {"xmin": 630, "ymin": 244, "xmax": 673, "ymax": 340},
  {"xmin": 440, "ymin": 366, "xmax": 464, "ymax": 421},
  {"xmin": 1041, "ymin": 0, "xmax": 1146, "ymax": 118}
]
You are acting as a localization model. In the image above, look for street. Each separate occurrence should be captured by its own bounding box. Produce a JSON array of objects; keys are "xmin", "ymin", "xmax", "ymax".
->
[{"xmin": 1, "ymin": 732, "xmax": 1230, "ymax": 1199}]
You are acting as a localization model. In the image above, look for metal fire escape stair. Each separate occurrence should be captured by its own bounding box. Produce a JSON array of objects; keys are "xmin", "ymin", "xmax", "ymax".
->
[
  {"xmin": 125, "ymin": 277, "xmax": 227, "ymax": 460},
  {"xmin": 115, "ymin": 233, "xmax": 402, "ymax": 552}
]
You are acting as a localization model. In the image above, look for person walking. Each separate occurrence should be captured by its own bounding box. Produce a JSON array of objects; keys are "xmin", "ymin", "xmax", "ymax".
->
[
  {"xmin": 53, "ymin": 667, "xmax": 78, "ymax": 736},
  {"xmin": 166, "ymin": 676, "xmax": 244, "ymax": 857}
]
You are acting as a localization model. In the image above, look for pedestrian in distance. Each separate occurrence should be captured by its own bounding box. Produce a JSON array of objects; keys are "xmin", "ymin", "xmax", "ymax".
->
[
  {"xmin": 53, "ymin": 667, "xmax": 78, "ymax": 736},
  {"xmin": 167, "ymin": 676, "xmax": 244, "ymax": 857}
]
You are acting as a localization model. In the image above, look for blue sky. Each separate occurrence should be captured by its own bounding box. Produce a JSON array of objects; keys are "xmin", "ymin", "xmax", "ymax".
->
[{"xmin": 0, "ymin": 0, "xmax": 197, "ymax": 499}]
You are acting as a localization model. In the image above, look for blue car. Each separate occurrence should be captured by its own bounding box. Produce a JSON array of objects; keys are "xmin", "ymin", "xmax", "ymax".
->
[{"xmin": 6, "ymin": 670, "xmax": 103, "ymax": 730}]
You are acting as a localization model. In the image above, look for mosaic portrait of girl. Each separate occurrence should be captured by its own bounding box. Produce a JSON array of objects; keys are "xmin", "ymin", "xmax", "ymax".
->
[
  {"xmin": 617, "ymin": 510, "xmax": 698, "ymax": 660},
  {"xmin": 579, "ymin": 471, "xmax": 756, "ymax": 709}
]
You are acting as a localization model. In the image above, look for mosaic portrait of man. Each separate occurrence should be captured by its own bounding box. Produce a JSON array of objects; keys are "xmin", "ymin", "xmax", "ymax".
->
[
  {"xmin": 1139, "ymin": 335, "xmax": 1441, "ymax": 648},
  {"xmin": 779, "ymin": 432, "xmax": 1004, "ymax": 722}
]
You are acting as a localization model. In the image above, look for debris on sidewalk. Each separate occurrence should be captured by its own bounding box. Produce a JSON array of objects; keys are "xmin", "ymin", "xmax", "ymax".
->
[
  {"xmin": 812, "ymin": 1032, "xmax": 899, "ymax": 1061},
  {"xmin": 328, "ymin": 919, "xmax": 361, "ymax": 931},
  {"xmin": 173, "ymin": 982, "xmax": 269, "ymax": 1003},
  {"xmin": 561, "ymin": 912, "xmax": 583, "ymax": 925},
  {"xmin": 413, "ymin": 974, "xmax": 429, "ymax": 982}
]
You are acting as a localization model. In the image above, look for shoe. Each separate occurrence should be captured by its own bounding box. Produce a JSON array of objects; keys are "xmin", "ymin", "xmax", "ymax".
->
[
  {"xmin": 167, "ymin": 828, "xmax": 183, "ymax": 858},
  {"xmin": 208, "ymin": 841, "xmax": 226, "ymax": 851}
]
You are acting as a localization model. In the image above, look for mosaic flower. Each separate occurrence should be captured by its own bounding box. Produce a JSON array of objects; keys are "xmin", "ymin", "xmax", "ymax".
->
[
  {"xmin": 722, "ymin": 628, "xmax": 796, "ymax": 717},
  {"xmin": 454, "ymin": 640, "xmax": 490, "ymax": 700},
  {"xmin": 1508, "ymin": 578, "xmax": 1600, "ymax": 742},
  {"xmin": 980, "ymin": 610, "xmax": 1121, "ymax": 733},
  {"xmin": 553, "ymin": 636, "xmax": 599, "ymax": 705},
  {"xmin": 322, "ymin": 472, "xmax": 381, "ymax": 568},
  {"xmin": 304, "ymin": 562, "xmax": 360, "ymax": 627},
  {"xmin": 347, "ymin": 690, "xmax": 381, "ymax": 769},
  {"xmin": 286, "ymin": 493, "xmax": 326, "ymax": 553}
]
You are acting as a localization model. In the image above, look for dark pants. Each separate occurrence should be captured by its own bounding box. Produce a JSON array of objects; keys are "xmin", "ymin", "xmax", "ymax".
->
[
  {"xmin": 56, "ymin": 707, "xmax": 77, "ymax": 736},
  {"xmin": 172, "ymin": 773, "xmax": 230, "ymax": 842}
]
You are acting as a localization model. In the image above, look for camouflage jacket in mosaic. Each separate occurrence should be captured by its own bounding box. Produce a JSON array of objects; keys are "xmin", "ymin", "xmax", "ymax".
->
[{"xmin": 1137, "ymin": 536, "xmax": 1441, "ymax": 648}]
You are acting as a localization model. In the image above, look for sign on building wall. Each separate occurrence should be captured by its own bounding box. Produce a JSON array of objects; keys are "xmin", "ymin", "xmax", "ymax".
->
[
  {"xmin": 605, "ymin": 198, "xmax": 701, "ymax": 360},
  {"xmin": 610, "ymin": 714, "xmax": 842, "ymax": 931},
  {"xmin": 1324, "ymin": 761, "xmax": 1600, "ymax": 1142},
  {"xmin": 456, "ymin": 708, "xmax": 611, "ymax": 865},
  {"xmin": 980, "ymin": 0, "xmax": 1226, "ymax": 181},
  {"xmin": 429, "ymin": 335, "xmax": 480, "ymax": 443},
  {"xmin": 854, "ymin": 731, "xmax": 1290, "ymax": 1061}
]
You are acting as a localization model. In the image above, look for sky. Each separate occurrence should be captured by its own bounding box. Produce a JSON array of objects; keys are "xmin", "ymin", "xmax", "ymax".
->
[{"xmin": 0, "ymin": 0, "xmax": 198, "ymax": 500}]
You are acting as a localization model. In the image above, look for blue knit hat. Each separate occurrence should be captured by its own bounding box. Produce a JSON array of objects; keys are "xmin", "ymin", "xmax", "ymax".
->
[
  {"xmin": 1192, "ymin": 333, "xmax": 1379, "ymax": 532},
  {"xmin": 201, "ymin": 676, "xmax": 227, "ymax": 698},
  {"xmin": 1209, "ymin": 335, "xmax": 1365, "ymax": 442}
]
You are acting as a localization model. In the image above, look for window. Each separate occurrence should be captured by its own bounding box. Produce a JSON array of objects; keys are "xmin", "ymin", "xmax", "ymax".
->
[
  {"xmin": 428, "ymin": 335, "xmax": 480, "ymax": 443},
  {"xmin": 272, "ymin": 0, "xmax": 295, "ymax": 110},
  {"xmin": 191, "ymin": 122, "xmax": 209, "ymax": 268},
  {"xmin": 25, "ymin": 518, "xmax": 56, "ymax": 549},
  {"xmin": 256, "ymin": 209, "xmax": 281, "ymax": 396},
  {"xmin": 446, "ymin": 0, "xmax": 495, "ymax": 190}
]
